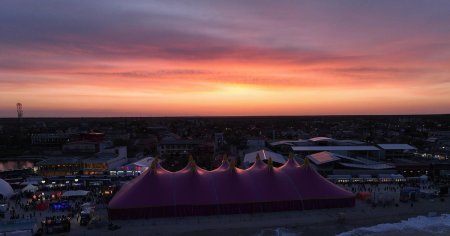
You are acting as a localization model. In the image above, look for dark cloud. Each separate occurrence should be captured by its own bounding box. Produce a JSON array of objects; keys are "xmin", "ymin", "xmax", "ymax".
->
[{"xmin": 1, "ymin": 1, "xmax": 449, "ymax": 65}]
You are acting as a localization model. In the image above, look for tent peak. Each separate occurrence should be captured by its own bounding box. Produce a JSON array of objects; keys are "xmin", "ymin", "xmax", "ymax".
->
[
  {"xmin": 150, "ymin": 157, "xmax": 159, "ymax": 172},
  {"xmin": 230, "ymin": 159, "xmax": 236, "ymax": 169},
  {"xmin": 188, "ymin": 155, "xmax": 197, "ymax": 170},
  {"xmin": 303, "ymin": 157, "xmax": 310, "ymax": 166},
  {"xmin": 288, "ymin": 152, "xmax": 294, "ymax": 160}
]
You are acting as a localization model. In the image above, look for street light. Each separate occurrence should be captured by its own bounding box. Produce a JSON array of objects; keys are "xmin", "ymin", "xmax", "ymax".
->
[
  {"xmin": 74, "ymin": 178, "xmax": 79, "ymax": 182},
  {"xmin": 41, "ymin": 180, "xmax": 46, "ymax": 184}
]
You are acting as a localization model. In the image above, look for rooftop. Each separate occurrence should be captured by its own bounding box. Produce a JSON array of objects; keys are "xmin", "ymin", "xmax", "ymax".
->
[
  {"xmin": 306, "ymin": 151, "xmax": 394, "ymax": 170},
  {"xmin": 36, "ymin": 157, "xmax": 81, "ymax": 166},
  {"xmin": 159, "ymin": 139, "xmax": 204, "ymax": 145},
  {"xmin": 292, "ymin": 146, "xmax": 380, "ymax": 151},
  {"xmin": 307, "ymin": 152, "xmax": 341, "ymax": 165},
  {"xmin": 339, "ymin": 162, "xmax": 395, "ymax": 170},
  {"xmin": 244, "ymin": 149, "xmax": 286, "ymax": 164},
  {"xmin": 309, "ymin": 137, "xmax": 334, "ymax": 142},
  {"xmin": 377, "ymin": 144, "xmax": 417, "ymax": 150}
]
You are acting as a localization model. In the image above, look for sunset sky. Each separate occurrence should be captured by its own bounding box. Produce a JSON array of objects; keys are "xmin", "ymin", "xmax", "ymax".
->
[{"xmin": 1, "ymin": 0, "xmax": 450, "ymax": 117}]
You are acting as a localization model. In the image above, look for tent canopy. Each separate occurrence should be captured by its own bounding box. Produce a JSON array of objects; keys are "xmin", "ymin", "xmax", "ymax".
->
[
  {"xmin": 62, "ymin": 190, "xmax": 90, "ymax": 197},
  {"xmin": 108, "ymin": 156, "xmax": 355, "ymax": 219},
  {"xmin": 0, "ymin": 179, "xmax": 14, "ymax": 198},
  {"xmin": 22, "ymin": 184, "xmax": 39, "ymax": 193}
]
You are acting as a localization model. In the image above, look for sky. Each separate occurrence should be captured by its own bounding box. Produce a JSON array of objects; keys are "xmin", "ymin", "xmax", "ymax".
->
[{"xmin": 1, "ymin": 0, "xmax": 450, "ymax": 117}]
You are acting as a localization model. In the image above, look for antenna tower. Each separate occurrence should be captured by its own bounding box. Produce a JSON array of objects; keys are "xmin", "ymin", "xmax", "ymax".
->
[{"xmin": 17, "ymin": 103, "xmax": 23, "ymax": 121}]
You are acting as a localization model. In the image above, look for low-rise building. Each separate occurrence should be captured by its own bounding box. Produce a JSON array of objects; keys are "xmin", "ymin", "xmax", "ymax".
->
[
  {"xmin": 36, "ymin": 157, "xmax": 82, "ymax": 176},
  {"xmin": 36, "ymin": 146, "xmax": 127, "ymax": 176},
  {"xmin": 377, "ymin": 144, "xmax": 417, "ymax": 160},
  {"xmin": 81, "ymin": 146, "xmax": 128, "ymax": 175},
  {"xmin": 306, "ymin": 151, "xmax": 395, "ymax": 176},
  {"xmin": 62, "ymin": 140, "xmax": 113, "ymax": 154},
  {"xmin": 158, "ymin": 139, "xmax": 205, "ymax": 156},
  {"xmin": 31, "ymin": 133, "xmax": 71, "ymax": 145}
]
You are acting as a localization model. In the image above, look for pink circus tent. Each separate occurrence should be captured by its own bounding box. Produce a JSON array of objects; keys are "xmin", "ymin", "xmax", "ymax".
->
[{"xmin": 108, "ymin": 155, "xmax": 355, "ymax": 219}]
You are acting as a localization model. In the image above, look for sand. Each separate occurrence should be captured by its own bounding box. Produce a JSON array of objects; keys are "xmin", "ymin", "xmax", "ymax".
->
[{"xmin": 64, "ymin": 196, "xmax": 450, "ymax": 236}]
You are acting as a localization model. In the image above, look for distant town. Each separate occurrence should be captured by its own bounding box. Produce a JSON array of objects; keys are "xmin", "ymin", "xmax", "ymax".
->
[
  {"xmin": 0, "ymin": 115, "xmax": 449, "ymax": 180},
  {"xmin": 1, "ymin": 115, "xmax": 450, "ymax": 235}
]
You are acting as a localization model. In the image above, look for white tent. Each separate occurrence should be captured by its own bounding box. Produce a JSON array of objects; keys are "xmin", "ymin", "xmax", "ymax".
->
[
  {"xmin": 81, "ymin": 202, "xmax": 96, "ymax": 212},
  {"xmin": 133, "ymin": 157, "xmax": 154, "ymax": 167},
  {"xmin": 0, "ymin": 178, "xmax": 14, "ymax": 198},
  {"xmin": 21, "ymin": 184, "xmax": 39, "ymax": 193},
  {"xmin": 62, "ymin": 190, "xmax": 90, "ymax": 197},
  {"xmin": 81, "ymin": 202, "xmax": 94, "ymax": 208}
]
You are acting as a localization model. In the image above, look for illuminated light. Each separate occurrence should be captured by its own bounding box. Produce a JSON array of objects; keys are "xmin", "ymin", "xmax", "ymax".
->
[
  {"xmin": 41, "ymin": 180, "xmax": 46, "ymax": 184},
  {"xmin": 74, "ymin": 178, "xmax": 79, "ymax": 182}
]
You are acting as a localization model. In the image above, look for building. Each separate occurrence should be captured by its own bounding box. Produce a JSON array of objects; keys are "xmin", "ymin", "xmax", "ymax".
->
[
  {"xmin": 158, "ymin": 139, "xmax": 206, "ymax": 156},
  {"xmin": 292, "ymin": 145, "xmax": 381, "ymax": 159},
  {"xmin": 289, "ymin": 137, "xmax": 417, "ymax": 161},
  {"xmin": 306, "ymin": 151, "xmax": 395, "ymax": 176},
  {"xmin": 82, "ymin": 147, "xmax": 128, "ymax": 175},
  {"xmin": 214, "ymin": 132, "xmax": 225, "ymax": 152},
  {"xmin": 105, "ymin": 130, "xmax": 130, "ymax": 141},
  {"xmin": 243, "ymin": 149, "xmax": 286, "ymax": 167},
  {"xmin": 287, "ymin": 137, "xmax": 381, "ymax": 159},
  {"xmin": 36, "ymin": 146, "xmax": 128, "ymax": 176},
  {"xmin": 377, "ymin": 144, "xmax": 417, "ymax": 160},
  {"xmin": 111, "ymin": 156, "xmax": 155, "ymax": 176},
  {"xmin": 35, "ymin": 157, "xmax": 82, "ymax": 176},
  {"xmin": 269, "ymin": 139, "xmax": 306, "ymax": 155},
  {"xmin": 62, "ymin": 140, "xmax": 112, "ymax": 154},
  {"xmin": 31, "ymin": 133, "xmax": 71, "ymax": 145},
  {"xmin": 246, "ymin": 137, "xmax": 266, "ymax": 150}
]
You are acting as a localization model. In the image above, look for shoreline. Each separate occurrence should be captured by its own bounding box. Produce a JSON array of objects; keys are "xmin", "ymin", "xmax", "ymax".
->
[{"xmin": 68, "ymin": 196, "xmax": 450, "ymax": 236}]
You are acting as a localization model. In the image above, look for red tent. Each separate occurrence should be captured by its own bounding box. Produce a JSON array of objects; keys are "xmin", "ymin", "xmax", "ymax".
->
[
  {"xmin": 356, "ymin": 192, "xmax": 372, "ymax": 200},
  {"xmin": 36, "ymin": 201, "xmax": 49, "ymax": 211},
  {"xmin": 108, "ymin": 156, "xmax": 355, "ymax": 219}
]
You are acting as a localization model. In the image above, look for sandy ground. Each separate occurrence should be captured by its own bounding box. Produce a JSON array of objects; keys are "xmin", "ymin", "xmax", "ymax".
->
[{"xmin": 64, "ymin": 196, "xmax": 450, "ymax": 236}]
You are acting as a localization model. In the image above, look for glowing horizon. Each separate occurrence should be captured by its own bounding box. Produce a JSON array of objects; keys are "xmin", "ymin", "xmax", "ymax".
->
[{"xmin": 1, "ymin": 1, "xmax": 450, "ymax": 117}]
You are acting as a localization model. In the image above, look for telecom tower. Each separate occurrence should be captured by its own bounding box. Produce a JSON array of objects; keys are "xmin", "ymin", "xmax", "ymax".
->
[{"xmin": 17, "ymin": 103, "xmax": 23, "ymax": 121}]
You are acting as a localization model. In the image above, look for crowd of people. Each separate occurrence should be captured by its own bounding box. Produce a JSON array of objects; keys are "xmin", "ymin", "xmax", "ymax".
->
[
  {"xmin": 337, "ymin": 181, "xmax": 439, "ymax": 207},
  {"xmin": 41, "ymin": 215, "xmax": 71, "ymax": 234},
  {"xmin": 0, "ymin": 183, "xmax": 115, "ymax": 236}
]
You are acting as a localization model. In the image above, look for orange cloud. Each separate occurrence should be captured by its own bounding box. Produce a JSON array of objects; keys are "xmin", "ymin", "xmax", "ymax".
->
[{"xmin": 1, "ymin": 1, "xmax": 450, "ymax": 116}]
